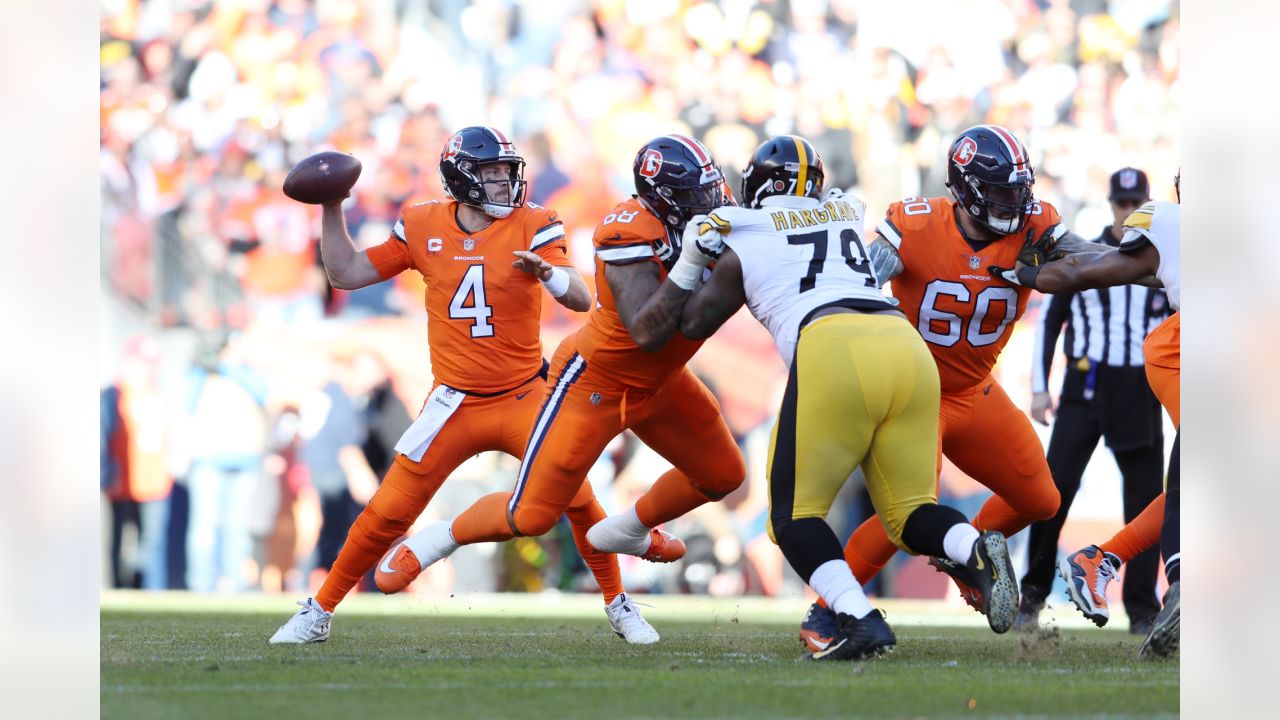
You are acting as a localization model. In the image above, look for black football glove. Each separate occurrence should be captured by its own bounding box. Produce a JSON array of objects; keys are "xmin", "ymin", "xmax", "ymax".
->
[{"xmin": 1017, "ymin": 223, "xmax": 1062, "ymax": 268}]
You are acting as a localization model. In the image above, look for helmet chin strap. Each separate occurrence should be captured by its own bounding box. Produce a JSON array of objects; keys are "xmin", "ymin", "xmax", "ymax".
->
[
  {"xmin": 481, "ymin": 203, "xmax": 514, "ymax": 219},
  {"xmin": 983, "ymin": 215, "xmax": 1019, "ymax": 234}
]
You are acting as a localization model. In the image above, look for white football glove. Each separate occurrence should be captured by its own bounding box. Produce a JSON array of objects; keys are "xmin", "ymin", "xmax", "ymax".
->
[
  {"xmin": 669, "ymin": 214, "xmax": 725, "ymax": 290},
  {"xmin": 866, "ymin": 238, "xmax": 903, "ymax": 286},
  {"xmin": 683, "ymin": 214, "xmax": 726, "ymax": 263},
  {"xmin": 820, "ymin": 186, "xmax": 849, "ymax": 203}
]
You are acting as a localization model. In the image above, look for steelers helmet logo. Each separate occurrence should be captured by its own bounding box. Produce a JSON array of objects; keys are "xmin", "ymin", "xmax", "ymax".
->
[{"xmin": 773, "ymin": 180, "xmax": 785, "ymax": 191}]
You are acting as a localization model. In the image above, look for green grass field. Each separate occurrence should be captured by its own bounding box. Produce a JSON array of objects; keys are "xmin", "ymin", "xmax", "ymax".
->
[{"xmin": 102, "ymin": 592, "xmax": 1177, "ymax": 719}]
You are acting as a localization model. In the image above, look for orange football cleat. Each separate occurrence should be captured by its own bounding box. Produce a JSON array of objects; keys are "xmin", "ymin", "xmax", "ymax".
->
[
  {"xmin": 640, "ymin": 528, "xmax": 686, "ymax": 563},
  {"xmin": 928, "ymin": 556, "xmax": 986, "ymax": 613},
  {"xmin": 1058, "ymin": 545, "xmax": 1120, "ymax": 627},
  {"xmin": 375, "ymin": 542, "xmax": 423, "ymax": 594}
]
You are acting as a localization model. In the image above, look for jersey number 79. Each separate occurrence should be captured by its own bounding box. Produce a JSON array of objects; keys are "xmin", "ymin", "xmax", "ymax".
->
[{"xmin": 786, "ymin": 228, "xmax": 877, "ymax": 292}]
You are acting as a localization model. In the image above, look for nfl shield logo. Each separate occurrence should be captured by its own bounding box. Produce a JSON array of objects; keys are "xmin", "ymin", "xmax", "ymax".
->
[
  {"xmin": 590, "ymin": 392, "xmax": 602, "ymax": 406},
  {"xmin": 463, "ymin": 238, "xmax": 475, "ymax": 251},
  {"xmin": 969, "ymin": 256, "xmax": 981, "ymax": 270}
]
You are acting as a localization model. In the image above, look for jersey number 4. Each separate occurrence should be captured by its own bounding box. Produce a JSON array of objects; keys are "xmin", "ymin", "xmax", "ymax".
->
[
  {"xmin": 449, "ymin": 265, "xmax": 494, "ymax": 338},
  {"xmin": 918, "ymin": 280, "xmax": 1018, "ymax": 348},
  {"xmin": 787, "ymin": 228, "xmax": 876, "ymax": 292}
]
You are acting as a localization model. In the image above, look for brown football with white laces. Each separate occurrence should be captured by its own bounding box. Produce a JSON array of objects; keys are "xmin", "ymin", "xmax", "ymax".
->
[{"xmin": 283, "ymin": 151, "xmax": 362, "ymax": 204}]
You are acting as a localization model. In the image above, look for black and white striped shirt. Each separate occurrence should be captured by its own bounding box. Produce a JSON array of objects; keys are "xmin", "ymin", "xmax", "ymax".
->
[{"xmin": 1031, "ymin": 227, "xmax": 1173, "ymax": 393}]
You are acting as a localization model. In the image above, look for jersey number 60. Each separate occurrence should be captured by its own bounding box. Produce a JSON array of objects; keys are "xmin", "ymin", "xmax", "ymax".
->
[{"xmin": 918, "ymin": 280, "xmax": 1018, "ymax": 348}]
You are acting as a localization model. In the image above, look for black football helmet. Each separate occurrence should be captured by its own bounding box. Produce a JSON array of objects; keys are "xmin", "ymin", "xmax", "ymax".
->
[
  {"xmin": 632, "ymin": 135, "xmax": 725, "ymax": 229},
  {"xmin": 440, "ymin": 126, "xmax": 526, "ymax": 219},
  {"xmin": 945, "ymin": 125, "xmax": 1036, "ymax": 235},
  {"xmin": 740, "ymin": 135, "xmax": 824, "ymax": 209}
]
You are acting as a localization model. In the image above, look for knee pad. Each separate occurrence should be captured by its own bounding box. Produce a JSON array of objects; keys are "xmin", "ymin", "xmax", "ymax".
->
[
  {"xmin": 693, "ymin": 454, "xmax": 747, "ymax": 499},
  {"xmin": 1024, "ymin": 481, "xmax": 1061, "ymax": 521},
  {"xmin": 511, "ymin": 507, "xmax": 558, "ymax": 538}
]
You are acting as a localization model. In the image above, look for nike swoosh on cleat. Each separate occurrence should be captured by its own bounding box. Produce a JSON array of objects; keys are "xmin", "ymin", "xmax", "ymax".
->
[
  {"xmin": 811, "ymin": 638, "xmax": 847, "ymax": 659},
  {"xmin": 804, "ymin": 637, "xmax": 832, "ymax": 651},
  {"xmin": 515, "ymin": 391, "xmax": 531, "ymax": 400},
  {"xmin": 379, "ymin": 545, "xmax": 404, "ymax": 574}
]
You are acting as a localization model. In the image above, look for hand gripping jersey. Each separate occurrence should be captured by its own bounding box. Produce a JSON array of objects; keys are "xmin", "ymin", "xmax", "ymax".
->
[
  {"xmin": 1120, "ymin": 200, "xmax": 1180, "ymax": 311},
  {"xmin": 573, "ymin": 197, "xmax": 705, "ymax": 389},
  {"xmin": 366, "ymin": 200, "xmax": 569, "ymax": 394},
  {"xmin": 707, "ymin": 194, "xmax": 893, "ymax": 366},
  {"xmin": 877, "ymin": 196, "xmax": 1063, "ymax": 393}
]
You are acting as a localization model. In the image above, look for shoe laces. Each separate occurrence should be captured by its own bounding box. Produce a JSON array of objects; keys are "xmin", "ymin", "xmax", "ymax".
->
[
  {"xmin": 296, "ymin": 599, "xmax": 331, "ymax": 622},
  {"xmin": 1093, "ymin": 556, "xmax": 1118, "ymax": 598}
]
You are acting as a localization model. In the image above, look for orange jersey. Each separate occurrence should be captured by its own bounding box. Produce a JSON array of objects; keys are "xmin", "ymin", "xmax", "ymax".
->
[
  {"xmin": 367, "ymin": 200, "xmax": 570, "ymax": 394},
  {"xmin": 877, "ymin": 196, "xmax": 1062, "ymax": 393},
  {"xmin": 572, "ymin": 198, "xmax": 704, "ymax": 390}
]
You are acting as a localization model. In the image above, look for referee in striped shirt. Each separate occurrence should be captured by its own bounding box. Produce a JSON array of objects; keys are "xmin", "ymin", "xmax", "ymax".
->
[{"xmin": 1016, "ymin": 168, "xmax": 1172, "ymax": 635}]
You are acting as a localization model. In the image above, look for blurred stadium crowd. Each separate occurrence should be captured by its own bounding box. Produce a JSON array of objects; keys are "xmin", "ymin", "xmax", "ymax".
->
[{"xmin": 100, "ymin": 0, "xmax": 1179, "ymax": 599}]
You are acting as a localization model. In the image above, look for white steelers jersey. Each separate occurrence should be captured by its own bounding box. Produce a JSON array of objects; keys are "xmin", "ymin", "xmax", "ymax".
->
[
  {"xmin": 1120, "ymin": 200, "xmax": 1180, "ymax": 311},
  {"xmin": 706, "ymin": 193, "xmax": 890, "ymax": 366}
]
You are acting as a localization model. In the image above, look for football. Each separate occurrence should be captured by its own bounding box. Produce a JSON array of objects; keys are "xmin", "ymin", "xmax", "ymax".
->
[{"xmin": 282, "ymin": 151, "xmax": 362, "ymax": 204}]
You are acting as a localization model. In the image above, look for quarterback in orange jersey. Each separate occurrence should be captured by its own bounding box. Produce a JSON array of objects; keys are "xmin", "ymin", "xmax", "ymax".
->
[
  {"xmin": 801, "ymin": 125, "xmax": 1084, "ymax": 643},
  {"xmin": 375, "ymin": 135, "xmax": 747, "ymax": 603},
  {"xmin": 271, "ymin": 127, "xmax": 660, "ymax": 645}
]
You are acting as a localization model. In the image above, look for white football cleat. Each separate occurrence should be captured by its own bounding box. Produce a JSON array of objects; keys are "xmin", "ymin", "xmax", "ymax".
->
[
  {"xmin": 269, "ymin": 598, "xmax": 333, "ymax": 644},
  {"xmin": 606, "ymin": 592, "xmax": 659, "ymax": 645}
]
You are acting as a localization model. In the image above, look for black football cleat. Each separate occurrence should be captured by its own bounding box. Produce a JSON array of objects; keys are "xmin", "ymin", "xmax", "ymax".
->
[
  {"xmin": 1139, "ymin": 581, "xmax": 1179, "ymax": 659},
  {"xmin": 967, "ymin": 531, "xmax": 1019, "ymax": 634},
  {"xmin": 809, "ymin": 609, "xmax": 896, "ymax": 661},
  {"xmin": 798, "ymin": 602, "xmax": 840, "ymax": 653},
  {"xmin": 1012, "ymin": 592, "xmax": 1045, "ymax": 632}
]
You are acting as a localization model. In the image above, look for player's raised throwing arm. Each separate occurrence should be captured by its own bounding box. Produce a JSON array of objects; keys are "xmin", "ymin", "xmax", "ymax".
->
[{"xmin": 320, "ymin": 200, "xmax": 392, "ymax": 290}]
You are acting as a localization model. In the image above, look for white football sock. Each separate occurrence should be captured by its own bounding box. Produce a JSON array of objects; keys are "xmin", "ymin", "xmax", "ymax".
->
[
  {"xmin": 809, "ymin": 559, "xmax": 874, "ymax": 619},
  {"xmin": 613, "ymin": 507, "xmax": 654, "ymax": 553},
  {"xmin": 404, "ymin": 521, "xmax": 459, "ymax": 568},
  {"xmin": 618, "ymin": 506, "xmax": 652, "ymax": 536},
  {"xmin": 943, "ymin": 524, "xmax": 981, "ymax": 565}
]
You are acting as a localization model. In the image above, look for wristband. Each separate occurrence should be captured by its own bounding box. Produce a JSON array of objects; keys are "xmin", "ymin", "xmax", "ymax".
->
[
  {"xmin": 1015, "ymin": 263, "xmax": 1041, "ymax": 289},
  {"xmin": 541, "ymin": 266, "xmax": 571, "ymax": 298},
  {"xmin": 667, "ymin": 257, "xmax": 703, "ymax": 291}
]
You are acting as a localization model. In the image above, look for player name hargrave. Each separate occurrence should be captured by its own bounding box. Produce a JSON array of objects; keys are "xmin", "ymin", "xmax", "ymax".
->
[{"xmin": 769, "ymin": 199, "xmax": 860, "ymax": 231}]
